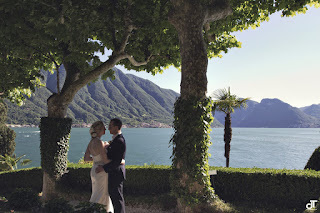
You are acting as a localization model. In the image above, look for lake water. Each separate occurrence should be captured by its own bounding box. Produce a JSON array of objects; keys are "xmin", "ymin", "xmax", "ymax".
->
[{"xmin": 12, "ymin": 127, "xmax": 320, "ymax": 170}]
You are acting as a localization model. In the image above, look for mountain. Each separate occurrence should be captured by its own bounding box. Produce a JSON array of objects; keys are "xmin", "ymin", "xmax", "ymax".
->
[
  {"xmin": 5, "ymin": 66, "xmax": 319, "ymax": 128},
  {"xmin": 213, "ymin": 99, "xmax": 259, "ymax": 126},
  {"xmin": 6, "ymin": 68, "xmax": 180, "ymax": 127},
  {"xmin": 300, "ymin": 104, "xmax": 320, "ymax": 119},
  {"xmin": 214, "ymin": 98, "xmax": 320, "ymax": 128}
]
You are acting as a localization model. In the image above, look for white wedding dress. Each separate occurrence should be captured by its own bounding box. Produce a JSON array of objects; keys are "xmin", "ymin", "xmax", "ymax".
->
[{"xmin": 90, "ymin": 154, "xmax": 113, "ymax": 212}]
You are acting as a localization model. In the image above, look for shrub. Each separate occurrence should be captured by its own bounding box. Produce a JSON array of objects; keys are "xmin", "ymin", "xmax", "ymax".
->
[
  {"xmin": 58, "ymin": 164, "xmax": 172, "ymax": 195},
  {"xmin": 124, "ymin": 165, "xmax": 171, "ymax": 195},
  {"xmin": 0, "ymin": 168, "xmax": 42, "ymax": 194},
  {"xmin": 0, "ymin": 153, "xmax": 32, "ymax": 171},
  {"xmin": 74, "ymin": 201, "xmax": 107, "ymax": 213},
  {"xmin": 1, "ymin": 165, "xmax": 320, "ymax": 211},
  {"xmin": 58, "ymin": 163, "xmax": 92, "ymax": 192},
  {"xmin": 0, "ymin": 101, "xmax": 16, "ymax": 157},
  {"xmin": 44, "ymin": 197, "xmax": 74, "ymax": 213},
  {"xmin": 0, "ymin": 125, "xmax": 16, "ymax": 157},
  {"xmin": 305, "ymin": 146, "xmax": 320, "ymax": 171},
  {"xmin": 0, "ymin": 163, "xmax": 172, "ymax": 197},
  {"xmin": 0, "ymin": 100, "xmax": 7, "ymax": 124},
  {"xmin": 7, "ymin": 188, "xmax": 40, "ymax": 210},
  {"xmin": 212, "ymin": 167, "xmax": 320, "ymax": 210}
]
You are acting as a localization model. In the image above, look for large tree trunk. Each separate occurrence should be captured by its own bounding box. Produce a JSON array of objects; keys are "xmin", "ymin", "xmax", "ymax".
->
[
  {"xmin": 169, "ymin": 2, "xmax": 213, "ymax": 213},
  {"xmin": 169, "ymin": 1, "xmax": 232, "ymax": 212},
  {"xmin": 41, "ymin": 172, "xmax": 56, "ymax": 201},
  {"xmin": 224, "ymin": 113, "xmax": 232, "ymax": 167},
  {"xmin": 41, "ymin": 92, "xmax": 72, "ymax": 201},
  {"xmin": 40, "ymin": 115, "xmax": 72, "ymax": 201}
]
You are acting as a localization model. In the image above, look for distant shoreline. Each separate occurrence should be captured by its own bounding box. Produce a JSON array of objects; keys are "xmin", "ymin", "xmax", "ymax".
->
[
  {"xmin": 7, "ymin": 124, "xmax": 320, "ymax": 129},
  {"xmin": 6, "ymin": 122, "xmax": 172, "ymax": 128}
]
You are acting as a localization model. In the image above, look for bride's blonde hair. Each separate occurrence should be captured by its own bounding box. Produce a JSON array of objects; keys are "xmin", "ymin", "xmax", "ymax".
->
[{"xmin": 89, "ymin": 121, "xmax": 105, "ymax": 138}]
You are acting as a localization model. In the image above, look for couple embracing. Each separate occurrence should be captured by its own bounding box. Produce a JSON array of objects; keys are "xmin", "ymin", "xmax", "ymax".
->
[{"xmin": 84, "ymin": 118, "xmax": 126, "ymax": 213}]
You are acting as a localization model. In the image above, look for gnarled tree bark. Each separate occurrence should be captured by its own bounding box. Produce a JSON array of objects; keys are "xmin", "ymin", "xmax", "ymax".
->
[{"xmin": 169, "ymin": 1, "xmax": 232, "ymax": 212}]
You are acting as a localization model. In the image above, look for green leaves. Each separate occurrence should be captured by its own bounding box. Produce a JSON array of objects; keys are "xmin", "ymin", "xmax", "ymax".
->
[
  {"xmin": 1, "ymin": 0, "xmax": 317, "ymax": 105},
  {"xmin": 204, "ymin": 0, "xmax": 319, "ymax": 58},
  {"xmin": 212, "ymin": 87, "xmax": 249, "ymax": 114},
  {"xmin": 101, "ymin": 69, "xmax": 115, "ymax": 81},
  {"xmin": 0, "ymin": 53, "xmax": 43, "ymax": 104},
  {"xmin": 40, "ymin": 117, "xmax": 72, "ymax": 179},
  {"xmin": 170, "ymin": 97, "xmax": 214, "ymax": 205},
  {"xmin": 0, "ymin": 154, "xmax": 31, "ymax": 171},
  {"xmin": 0, "ymin": 0, "xmax": 182, "ymax": 107}
]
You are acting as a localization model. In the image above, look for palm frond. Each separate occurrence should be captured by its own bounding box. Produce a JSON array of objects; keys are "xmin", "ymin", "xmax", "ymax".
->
[
  {"xmin": 0, "ymin": 153, "xmax": 32, "ymax": 171},
  {"xmin": 20, "ymin": 159, "xmax": 32, "ymax": 166},
  {"xmin": 211, "ymin": 87, "xmax": 250, "ymax": 114}
]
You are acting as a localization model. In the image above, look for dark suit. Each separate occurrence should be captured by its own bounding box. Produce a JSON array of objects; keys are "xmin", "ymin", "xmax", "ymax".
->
[{"xmin": 103, "ymin": 134, "xmax": 126, "ymax": 213}]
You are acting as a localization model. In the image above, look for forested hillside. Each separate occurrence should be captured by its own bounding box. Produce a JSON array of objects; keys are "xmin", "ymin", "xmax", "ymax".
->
[
  {"xmin": 6, "ymin": 68, "xmax": 180, "ymax": 127},
  {"xmin": 7, "ymin": 67, "xmax": 318, "ymax": 128}
]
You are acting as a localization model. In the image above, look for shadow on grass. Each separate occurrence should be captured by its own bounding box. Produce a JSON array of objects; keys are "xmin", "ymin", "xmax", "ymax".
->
[{"xmin": 0, "ymin": 191, "xmax": 303, "ymax": 213}]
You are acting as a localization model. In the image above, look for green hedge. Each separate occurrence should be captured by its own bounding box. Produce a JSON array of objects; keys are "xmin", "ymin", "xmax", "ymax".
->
[
  {"xmin": 305, "ymin": 146, "xmax": 320, "ymax": 171},
  {"xmin": 1, "ymin": 165, "xmax": 319, "ymax": 210},
  {"xmin": 124, "ymin": 165, "xmax": 171, "ymax": 195},
  {"xmin": 58, "ymin": 163, "xmax": 91, "ymax": 192},
  {"xmin": 58, "ymin": 164, "xmax": 172, "ymax": 195},
  {"xmin": 0, "ymin": 167, "xmax": 42, "ymax": 194},
  {"xmin": 212, "ymin": 167, "xmax": 320, "ymax": 210}
]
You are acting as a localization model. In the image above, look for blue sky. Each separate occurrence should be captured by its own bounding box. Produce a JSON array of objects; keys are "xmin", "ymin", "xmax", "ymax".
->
[{"xmin": 107, "ymin": 6, "xmax": 319, "ymax": 108}]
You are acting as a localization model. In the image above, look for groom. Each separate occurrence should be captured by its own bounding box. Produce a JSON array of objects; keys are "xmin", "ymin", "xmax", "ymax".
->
[{"xmin": 96, "ymin": 118, "xmax": 126, "ymax": 213}]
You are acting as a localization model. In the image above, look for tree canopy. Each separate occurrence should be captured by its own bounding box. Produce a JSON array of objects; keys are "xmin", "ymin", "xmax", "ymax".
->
[
  {"xmin": 0, "ymin": 0, "xmax": 180, "ymax": 88},
  {"xmin": 2, "ymin": 0, "xmax": 318, "ymax": 105},
  {"xmin": 0, "ymin": 0, "xmax": 180, "ymax": 114}
]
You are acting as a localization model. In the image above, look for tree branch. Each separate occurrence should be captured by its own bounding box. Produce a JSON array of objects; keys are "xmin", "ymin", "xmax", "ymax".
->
[
  {"xmin": 205, "ymin": 0, "xmax": 233, "ymax": 22},
  {"xmin": 204, "ymin": 22, "xmax": 216, "ymax": 42},
  {"xmin": 124, "ymin": 54, "xmax": 154, "ymax": 66},
  {"xmin": 111, "ymin": 0, "xmax": 119, "ymax": 51},
  {"xmin": 60, "ymin": 48, "xmax": 154, "ymax": 104},
  {"xmin": 115, "ymin": 0, "xmax": 136, "ymax": 54},
  {"xmin": 53, "ymin": 60, "xmax": 60, "ymax": 94},
  {"xmin": 60, "ymin": 54, "xmax": 125, "ymax": 103},
  {"xmin": 117, "ymin": 24, "xmax": 135, "ymax": 54}
]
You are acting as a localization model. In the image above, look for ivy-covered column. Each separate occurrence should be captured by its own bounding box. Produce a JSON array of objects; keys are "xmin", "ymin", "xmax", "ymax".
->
[
  {"xmin": 168, "ymin": 1, "xmax": 218, "ymax": 212},
  {"xmin": 170, "ymin": 98, "xmax": 215, "ymax": 212},
  {"xmin": 40, "ymin": 117, "xmax": 72, "ymax": 201}
]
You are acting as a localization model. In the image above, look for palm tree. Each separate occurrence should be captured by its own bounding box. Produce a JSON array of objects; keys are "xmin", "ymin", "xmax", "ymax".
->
[
  {"xmin": 212, "ymin": 87, "xmax": 249, "ymax": 167},
  {"xmin": 0, "ymin": 154, "xmax": 31, "ymax": 171}
]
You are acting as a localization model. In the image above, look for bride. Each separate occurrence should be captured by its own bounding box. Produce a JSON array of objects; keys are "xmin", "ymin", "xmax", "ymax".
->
[{"xmin": 84, "ymin": 121, "xmax": 113, "ymax": 212}]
